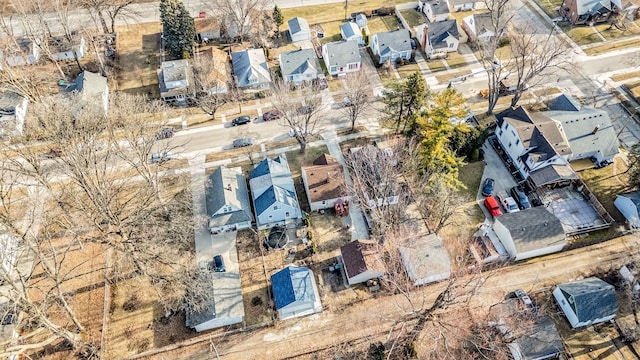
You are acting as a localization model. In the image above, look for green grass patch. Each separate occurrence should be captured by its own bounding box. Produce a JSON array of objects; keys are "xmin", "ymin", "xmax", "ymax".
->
[
  {"xmin": 624, "ymin": 80, "xmax": 640, "ymax": 100},
  {"xmin": 285, "ymin": 145, "xmax": 330, "ymax": 178},
  {"xmin": 367, "ymin": 16, "xmax": 400, "ymax": 34},
  {"xmin": 458, "ymin": 161, "xmax": 486, "ymax": 199},
  {"xmin": 560, "ymin": 24, "xmax": 604, "ymax": 46},
  {"xmin": 575, "ymin": 156, "xmax": 635, "ymax": 223},
  {"xmin": 611, "ymin": 71, "xmax": 640, "ymax": 82},
  {"xmin": 584, "ymin": 36, "xmax": 640, "ymax": 55},
  {"xmin": 400, "ymin": 8, "xmax": 426, "ymax": 27},
  {"xmin": 397, "ymin": 62, "xmax": 422, "ymax": 79}
]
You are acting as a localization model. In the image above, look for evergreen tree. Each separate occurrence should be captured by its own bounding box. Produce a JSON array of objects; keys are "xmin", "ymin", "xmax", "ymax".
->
[
  {"xmin": 272, "ymin": 6, "xmax": 284, "ymax": 35},
  {"xmin": 160, "ymin": 0, "xmax": 196, "ymax": 59}
]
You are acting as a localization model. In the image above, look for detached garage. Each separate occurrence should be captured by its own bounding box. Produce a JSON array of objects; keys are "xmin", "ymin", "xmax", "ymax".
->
[{"xmin": 271, "ymin": 265, "xmax": 322, "ymax": 320}]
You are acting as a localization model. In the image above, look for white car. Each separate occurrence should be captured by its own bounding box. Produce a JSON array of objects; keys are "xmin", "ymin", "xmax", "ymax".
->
[
  {"xmin": 149, "ymin": 151, "xmax": 174, "ymax": 164},
  {"xmin": 496, "ymin": 191, "xmax": 520, "ymax": 213}
]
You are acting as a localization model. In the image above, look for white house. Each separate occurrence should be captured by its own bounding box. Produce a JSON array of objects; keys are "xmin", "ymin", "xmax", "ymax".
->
[
  {"xmin": 185, "ymin": 271, "xmax": 244, "ymax": 331},
  {"xmin": 288, "ymin": 17, "xmax": 311, "ymax": 42},
  {"xmin": 322, "ymin": 40, "xmax": 361, "ymax": 76},
  {"xmin": 158, "ymin": 59, "xmax": 196, "ymax": 103},
  {"xmin": 65, "ymin": 71, "xmax": 109, "ymax": 114},
  {"xmin": 398, "ymin": 233, "xmax": 451, "ymax": 286},
  {"xmin": 249, "ymin": 155, "xmax": 302, "ymax": 230},
  {"xmin": 231, "ymin": 48, "xmax": 271, "ymax": 89},
  {"xmin": 614, "ymin": 191, "xmax": 640, "ymax": 228},
  {"xmin": 370, "ymin": 29, "xmax": 413, "ymax": 65},
  {"xmin": 0, "ymin": 38, "xmax": 41, "ymax": 67},
  {"xmin": 462, "ymin": 13, "xmax": 495, "ymax": 42},
  {"xmin": 340, "ymin": 22, "xmax": 364, "ymax": 45},
  {"xmin": 271, "ymin": 265, "xmax": 322, "ymax": 320},
  {"xmin": 419, "ymin": 0, "xmax": 451, "ymax": 22},
  {"xmin": 48, "ymin": 34, "xmax": 85, "ymax": 61},
  {"xmin": 279, "ymin": 48, "xmax": 322, "ymax": 85},
  {"xmin": 448, "ymin": 0, "xmax": 487, "ymax": 12},
  {"xmin": 0, "ymin": 91, "xmax": 28, "ymax": 137},
  {"xmin": 340, "ymin": 240, "xmax": 385, "ymax": 285},
  {"xmin": 415, "ymin": 20, "xmax": 460, "ymax": 59},
  {"xmin": 493, "ymin": 207, "xmax": 566, "ymax": 261},
  {"xmin": 553, "ymin": 277, "xmax": 618, "ymax": 328},
  {"xmin": 301, "ymin": 154, "xmax": 346, "ymax": 211},
  {"xmin": 205, "ymin": 166, "xmax": 253, "ymax": 234}
]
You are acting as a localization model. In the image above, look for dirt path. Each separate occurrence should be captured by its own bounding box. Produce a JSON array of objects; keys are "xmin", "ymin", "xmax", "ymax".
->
[{"xmin": 134, "ymin": 233, "xmax": 640, "ymax": 360}]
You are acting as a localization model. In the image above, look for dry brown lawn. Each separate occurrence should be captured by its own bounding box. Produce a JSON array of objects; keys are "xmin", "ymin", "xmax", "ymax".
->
[
  {"xmin": 114, "ymin": 23, "xmax": 163, "ymax": 96},
  {"xmin": 237, "ymin": 230, "xmax": 273, "ymax": 326}
]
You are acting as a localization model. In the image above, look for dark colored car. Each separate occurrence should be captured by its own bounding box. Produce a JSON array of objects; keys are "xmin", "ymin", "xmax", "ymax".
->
[
  {"xmin": 481, "ymin": 178, "xmax": 495, "ymax": 196},
  {"xmin": 510, "ymin": 186, "xmax": 532, "ymax": 209},
  {"xmin": 231, "ymin": 116, "xmax": 251, "ymax": 126},
  {"xmin": 232, "ymin": 138, "xmax": 254, "ymax": 148},
  {"xmin": 156, "ymin": 127, "xmax": 174, "ymax": 140},
  {"xmin": 263, "ymin": 110, "xmax": 283, "ymax": 121},
  {"xmin": 213, "ymin": 255, "xmax": 225, "ymax": 272}
]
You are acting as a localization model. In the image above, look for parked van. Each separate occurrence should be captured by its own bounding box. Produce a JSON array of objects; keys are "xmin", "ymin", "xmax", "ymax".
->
[{"xmin": 484, "ymin": 196, "xmax": 503, "ymax": 217}]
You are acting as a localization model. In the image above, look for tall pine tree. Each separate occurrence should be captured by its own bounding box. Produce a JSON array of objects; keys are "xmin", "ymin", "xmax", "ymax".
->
[
  {"xmin": 160, "ymin": 0, "xmax": 196, "ymax": 59},
  {"xmin": 272, "ymin": 6, "xmax": 284, "ymax": 35}
]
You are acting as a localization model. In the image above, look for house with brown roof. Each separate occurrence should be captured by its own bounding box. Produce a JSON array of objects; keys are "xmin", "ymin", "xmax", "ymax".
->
[
  {"xmin": 301, "ymin": 154, "xmax": 347, "ymax": 211},
  {"xmin": 340, "ymin": 240, "xmax": 385, "ymax": 285}
]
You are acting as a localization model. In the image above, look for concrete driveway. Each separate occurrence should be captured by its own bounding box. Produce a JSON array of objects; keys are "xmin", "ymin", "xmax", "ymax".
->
[{"xmin": 477, "ymin": 138, "xmax": 519, "ymax": 219}]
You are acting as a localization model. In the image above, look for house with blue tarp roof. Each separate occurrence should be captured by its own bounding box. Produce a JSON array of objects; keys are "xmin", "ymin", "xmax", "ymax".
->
[
  {"xmin": 249, "ymin": 155, "xmax": 302, "ymax": 229},
  {"xmin": 271, "ymin": 265, "xmax": 322, "ymax": 320}
]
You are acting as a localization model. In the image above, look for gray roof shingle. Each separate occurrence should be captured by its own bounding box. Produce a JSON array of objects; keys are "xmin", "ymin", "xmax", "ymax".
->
[
  {"xmin": 556, "ymin": 277, "xmax": 618, "ymax": 324},
  {"xmin": 495, "ymin": 207, "xmax": 565, "ymax": 254},
  {"xmin": 205, "ymin": 166, "xmax": 252, "ymax": 228},
  {"xmin": 288, "ymin": 17, "xmax": 310, "ymax": 35},
  {"xmin": 323, "ymin": 40, "xmax": 361, "ymax": 68},
  {"xmin": 428, "ymin": 20, "xmax": 459, "ymax": 49},
  {"xmin": 279, "ymin": 48, "xmax": 321, "ymax": 78},
  {"xmin": 231, "ymin": 49, "xmax": 271, "ymax": 87},
  {"xmin": 374, "ymin": 29, "xmax": 412, "ymax": 56}
]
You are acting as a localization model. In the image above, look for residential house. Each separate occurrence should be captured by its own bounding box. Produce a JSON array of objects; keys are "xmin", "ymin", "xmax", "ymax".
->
[
  {"xmin": 495, "ymin": 106, "xmax": 571, "ymax": 180},
  {"xmin": 279, "ymin": 48, "xmax": 323, "ymax": 86},
  {"xmin": 271, "ymin": 265, "xmax": 322, "ymax": 320},
  {"xmin": 195, "ymin": 47, "xmax": 230, "ymax": 94},
  {"xmin": 356, "ymin": 14, "xmax": 368, "ymax": 28},
  {"xmin": 508, "ymin": 315, "xmax": 564, "ymax": 360},
  {"xmin": 47, "ymin": 34, "xmax": 85, "ymax": 61},
  {"xmin": 462, "ymin": 13, "xmax": 495, "ymax": 42},
  {"xmin": 447, "ymin": 0, "xmax": 487, "ymax": 11},
  {"xmin": 415, "ymin": 20, "xmax": 460, "ymax": 59},
  {"xmin": 195, "ymin": 17, "xmax": 221, "ymax": 43},
  {"xmin": 398, "ymin": 233, "xmax": 452, "ymax": 286},
  {"xmin": 205, "ymin": 166, "xmax": 252, "ymax": 234},
  {"xmin": 322, "ymin": 40, "xmax": 361, "ymax": 76},
  {"xmin": 553, "ymin": 277, "xmax": 618, "ymax": 328},
  {"xmin": 370, "ymin": 29, "xmax": 413, "ymax": 65},
  {"xmin": 544, "ymin": 94, "xmax": 619, "ymax": 166},
  {"xmin": 614, "ymin": 191, "xmax": 640, "ymax": 228},
  {"xmin": 347, "ymin": 145, "xmax": 399, "ymax": 208},
  {"xmin": 301, "ymin": 153, "xmax": 346, "ymax": 211},
  {"xmin": 185, "ymin": 270, "xmax": 244, "ymax": 331},
  {"xmin": 0, "ymin": 233, "xmax": 18, "ymax": 276},
  {"xmin": 288, "ymin": 17, "xmax": 311, "ymax": 42},
  {"xmin": 65, "ymin": 71, "xmax": 109, "ymax": 114},
  {"xmin": 249, "ymin": 155, "xmax": 302, "ymax": 230},
  {"xmin": 493, "ymin": 207, "xmax": 566, "ymax": 261},
  {"xmin": 158, "ymin": 59, "xmax": 196, "ymax": 103},
  {"xmin": 612, "ymin": 0, "xmax": 640, "ymax": 19},
  {"xmin": 340, "ymin": 22, "xmax": 364, "ymax": 45},
  {"xmin": 419, "ymin": 0, "xmax": 451, "ymax": 22},
  {"xmin": 231, "ymin": 48, "xmax": 271, "ymax": 89},
  {"xmin": 560, "ymin": 0, "xmax": 612, "ymax": 24},
  {"xmin": 0, "ymin": 91, "xmax": 28, "ymax": 137},
  {"xmin": 0, "ymin": 38, "xmax": 40, "ymax": 67},
  {"xmin": 340, "ymin": 240, "xmax": 385, "ymax": 285}
]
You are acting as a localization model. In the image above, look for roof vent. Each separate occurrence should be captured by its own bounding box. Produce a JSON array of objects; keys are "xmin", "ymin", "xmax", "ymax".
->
[{"xmin": 592, "ymin": 125, "xmax": 600, "ymax": 134}]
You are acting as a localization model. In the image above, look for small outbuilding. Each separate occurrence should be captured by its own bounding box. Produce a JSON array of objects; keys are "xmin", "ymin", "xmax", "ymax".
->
[
  {"xmin": 271, "ymin": 265, "xmax": 322, "ymax": 320},
  {"xmin": 553, "ymin": 277, "xmax": 618, "ymax": 328},
  {"xmin": 398, "ymin": 233, "xmax": 451, "ymax": 286},
  {"xmin": 615, "ymin": 190, "xmax": 640, "ymax": 228},
  {"xmin": 288, "ymin": 17, "xmax": 311, "ymax": 42},
  {"xmin": 340, "ymin": 239, "xmax": 385, "ymax": 285}
]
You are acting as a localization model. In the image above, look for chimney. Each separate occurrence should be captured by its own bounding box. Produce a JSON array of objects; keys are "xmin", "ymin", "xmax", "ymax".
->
[
  {"xmin": 227, "ymin": 184, "xmax": 232, "ymax": 191},
  {"xmin": 592, "ymin": 125, "xmax": 600, "ymax": 134}
]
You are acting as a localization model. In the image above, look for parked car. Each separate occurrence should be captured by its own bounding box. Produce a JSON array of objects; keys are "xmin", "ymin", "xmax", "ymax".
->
[
  {"xmin": 156, "ymin": 127, "xmax": 174, "ymax": 140},
  {"xmin": 150, "ymin": 151, "xmax": 174, "ymax": 164},
  {"xmin": 263, "ymin": 109, "xmax": 283, "ymax": 121},
  {"xmin": 481, "ymin": 178, "xmax": 495, "ymax": 196},
  {"xmin": 496, "ymin": 191, "xmax": 520, "ymax": 213},
  {"xmin": 484, "ymin": 196, "xmax": 503, "ymax": 217},
  {"xmin": 232, "ymin": 138, "xmax": 254, "ymax": 148},
  {"xmin": 514, "ymin": 289, "xmax": 534, "ymax": 309},
  {"xmin": 510, "ymin": 186, "xmax": 532, "ymax": 209},
  {"xmin": 213, "ymin": 255, "xmax": 225, "ymax": 272},
  {"xmin": 231, "ymin": 115, "xmax": 251, "ymax": 126},
  {"xmin": 44, "ymin": 147, "xmax": 62, "ymax": 159}
]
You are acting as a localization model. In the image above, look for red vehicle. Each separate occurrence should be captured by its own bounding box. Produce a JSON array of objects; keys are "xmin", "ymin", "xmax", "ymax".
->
[{"xmin": 484, "ymin": 196, "xmax": 503, "ymax": 217}]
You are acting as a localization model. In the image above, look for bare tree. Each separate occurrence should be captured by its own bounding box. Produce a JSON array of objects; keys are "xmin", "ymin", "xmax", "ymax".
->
[
  {"xmin": 205, "ymin": 0, "xmax": 268, "ymax": 41},
  {"xmin": 341, "ymin": 71, "xmax": 372, "ymax": 131},
  {"xmin": 79, "ymin": 0, "xmax": 135, "ymax": 34},
  {"xmin": 192, "ymin": 49, "xmax": 230, "ymax": 120},
  {"xmin": 270, "ymin": 80, "xmax": 324, "ymax": 153},
  {"xmin": 507, "ymin": 24, "xmax": 573, "ymax": 107}
]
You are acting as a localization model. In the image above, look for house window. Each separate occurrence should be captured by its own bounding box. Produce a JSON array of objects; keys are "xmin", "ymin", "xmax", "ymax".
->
[
  {"xmin": 515, "ymin": 139, "xmax": 520, "ymax": 145},
  {"xmin": 499, "ymin": 129, "xmax": 503, "ymax": 136},
  {"xmin": 322, "ymin": 200, "xmax": 326, "ymax": 205},
  {"xmin": 330, "ymin": 66, "xmax": 337, "ymax": 73},
  {"xmin": 508, "ymin": 142, "xmax": 512, "ymax": 148},
  {"xmin": 273, "ymin": 205, "xmax": 279, "ymax": 210},
  {"xmin": 449, "ymin": 43, "xmax": 455, "ymax": 48},
  {"xmin": 285, "ymin": 212, "xmax": 290, "ymax": 217},
  {"xmin": 348, "ymin": 63, "xmax": 358, "ymax": 70},
  {"xmin": 511, "ymin": 130, "xmax": 516, "ymax": 136}
]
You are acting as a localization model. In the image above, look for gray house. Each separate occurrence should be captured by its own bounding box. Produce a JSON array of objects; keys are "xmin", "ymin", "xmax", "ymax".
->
[
  {"xmin": 249, "ymin": 155, "xmax": 302, "ymax": 230},
  {"xmin": 321, "ymin": 40, "xmax": 361, "ymax": 76},
  {"xmin": 65, "ymin": 71, "xmax": 109, "ymax": 114},
  {"xmin": 370, "ymin": 29, "xmax": 413, "ymax": 65},
  {"xmin": 205, "ymin": 166, "xmax": 252, "ymax": 234},
  {"xmin": 416, "ymin": 20, "xmax": 460, "ymax": 59},
  {"xmin": 288, "ymin": 17, "xmax": 311, "ymax": 42},
  {"xmin": 158, "ymin": 59, "xmax": 196, "ymax": 103},
  {"xmin": 0, "ymin": 91, "xmax": 28, "ymax": 137},
  {"xmin": 553, "ymin": 277, "xmax": 618, "ymax": 328},
  {"xmin": 279, "ymin": 48, "xmax": 322, "ymax": 85},
  {"xmin": 493, "ymin": 207, "xmax": 566, "ymax": 261},
  {"xmin": 419, "ymin": 0, "xmax": 451, "ymax": 22},
  {"xmin": 231, "ymin": 48, "xmax": 271, "ymax": 89},
  {"xmin": 544, "ymin": 94, "xmax": 619, "ymax": 166}
]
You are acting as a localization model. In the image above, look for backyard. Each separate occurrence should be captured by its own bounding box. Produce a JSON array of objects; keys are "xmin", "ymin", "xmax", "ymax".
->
[{"xmin": 115, "ymin": 23, "xmax": 163, "ymax": 96}]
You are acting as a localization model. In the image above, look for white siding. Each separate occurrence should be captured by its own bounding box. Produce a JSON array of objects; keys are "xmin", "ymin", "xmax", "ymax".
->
[
  {"xmin": 614, "ymin": 196, "xmax": 640, "ymax": 228},
  {"xmin": 193, "ymin": 315, "xmax": 243, "ymax": 332},
  {"xmin": 347, "ymin": 269, "xmax": 384, "ymax": 285}
]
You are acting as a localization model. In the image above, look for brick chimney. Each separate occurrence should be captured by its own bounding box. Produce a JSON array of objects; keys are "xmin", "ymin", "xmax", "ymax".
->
[{"xmin": 592, "ymin": 125, "xmax": 600, "ymax": 135}]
